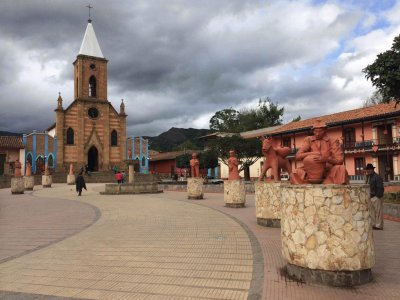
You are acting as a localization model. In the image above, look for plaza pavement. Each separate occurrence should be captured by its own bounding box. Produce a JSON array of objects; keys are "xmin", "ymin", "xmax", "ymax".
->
[{"xmin": 0, "ymin": 183, "xmax": 399, "ymax": 299}]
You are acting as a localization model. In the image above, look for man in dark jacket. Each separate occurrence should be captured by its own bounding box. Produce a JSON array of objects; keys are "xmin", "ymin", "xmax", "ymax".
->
[
  {"xmin": 75, "ymin": 171, "xmax": 87, "ymax": 196},
  {"xmin": 365, "ymin": 163, "xmax": 384, "ymax": 230}
]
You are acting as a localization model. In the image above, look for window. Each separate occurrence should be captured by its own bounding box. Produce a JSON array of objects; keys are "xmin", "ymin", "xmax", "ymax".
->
[
  {"xmin": 47, "ymin": 154, "xmax": 54, "ymax": 168},
  {"xmin": 89, "ymin": 76, "xmax": 96, "ymax": 97},
  {"xmin": 66, "ymin": 128, "xmax": 74, "ymax": 145},
  {"xmin": 343, "ymin": 128, "xmax": 356, "ymax": 148},
  {"xmin": 282, "ymin": 137, "xmax": 291, "ymax": 148},
  {"xmin": 142, "ymin": 156, "xmax": 146, "ymax": 166},
  {"xmin": 355, "ymin": 157, "xmax": 365, "ymax": 175},
  {"xmin": 111, "ymin": 130, "xmax": 118, "ymax": 146}
]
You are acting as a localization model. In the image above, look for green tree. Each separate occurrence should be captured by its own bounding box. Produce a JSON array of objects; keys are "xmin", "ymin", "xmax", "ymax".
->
[
  {"xmin": 208, "ymin": 135, "xmax": 262, "ymax": 181},
  {"xmin": 176, "ymin": 153, "xmax": 191, "ymax": 170},
  {"xmin": 291, "ymin": 115, "xmax": 301, "ymax": 122},
  {"xmin": 363, "ymin": 34, "xmax": 400, "ymax": 103},
  {"xmin": 209, "ymin": 108, "xmax": 240, "ymax": 132},
  {"xmin": 200, "ymin": 150, "xmax": 219, "ymax": 169}
]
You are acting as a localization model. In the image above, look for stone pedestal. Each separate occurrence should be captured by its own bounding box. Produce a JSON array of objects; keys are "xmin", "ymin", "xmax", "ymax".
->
[
  {"xmin": 24, "ymin": 176, "xmax": 34, "ymax": 190},
  {"xmin": 42, "ymin": 175, "xmax": 52, "ymax": 188},
  {"xmin": 67, "ymin": 174, "xmax": 75, "ymax": 185},
  {"xmin": 187, "ymin": 178, "xmax": 204, "ymax": 199},
  {"xmin": 224, "ymin": 180, "xmax": 245, "ymax": 208},
  {"xmin": 11, "ymin": 177, "xmax": 24, "ymax": 194},
  {"xmin": 129, "ymin": 164, "xmax": 134, "ymax": 183},
  {"xmin": 255, "ymin": 182, "xmax": 286, "ymax": 227},
  {"xmin": 281, "ymin": 184, "xmax": 374, "ymax": 286}
]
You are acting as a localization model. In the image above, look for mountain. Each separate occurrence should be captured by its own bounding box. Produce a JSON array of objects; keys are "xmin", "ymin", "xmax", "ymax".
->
[
  {"xmin": 148, "ymin": 127, "xmax": 211, "ymax": 152},
  {"xmin": 0, "ymin": 131, "xmax": 22, "ymax": 136}
]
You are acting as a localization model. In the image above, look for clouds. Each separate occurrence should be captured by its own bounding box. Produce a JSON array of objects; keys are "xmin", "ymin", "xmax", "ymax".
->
[{"xmin": 0, "ymin": 0, "xmax": 399, "ymax": 136}]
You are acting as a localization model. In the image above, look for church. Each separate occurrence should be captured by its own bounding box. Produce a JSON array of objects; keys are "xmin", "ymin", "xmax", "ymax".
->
[{"xmin": 23, "ymin": 18, "xmax": 149, "ymax": 174}]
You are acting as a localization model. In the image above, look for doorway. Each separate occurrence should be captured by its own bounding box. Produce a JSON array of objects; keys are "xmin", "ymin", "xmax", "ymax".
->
[
  {"xmin": 88, "ymin": 146, "xmax": 98, "ymax": 172},
  {"xmin": 378, "ymin": 154, "xmax": 393, "ymax": 182}
]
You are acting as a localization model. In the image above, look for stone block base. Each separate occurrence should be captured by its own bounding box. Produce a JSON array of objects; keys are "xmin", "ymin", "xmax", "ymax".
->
[
  {"xmin": 24, "ymin": 176, "xmax": 34, "ymax": 190},
  {"xmin": 187, "ymin": 178, "xmax": 204, "ymax": 200},
  {"xmin": 42, "ymin": 175, "xmax": 52, "ymax": 188},
  {"xmin": 257, "ymin": 217, "xmax": 280, "ymax": 228},
  {"xmin": 102, "ymin": 182, "xmax": 161, "ymax": 194},
  {"xmin": 255, "ymin": 182, "xmax": 285, "ymax": 222},
  {"xmin": 188, "ymin": 195, "xmax": 204, "ymax": 200},
  {"xmin": 225, "ymin": 203, "xmax": 245, "ymax": 208},
  {"xmin": 286, "ymin": 263, "xmax": 372, "ymax": 287},
  {"xmin": 224, "ymin": 180, "xmax": 245, "ymax": 207},
  {"xmin": 11, "ymin": 177, "xmax": 24, "ymax": 194},
  {"xmin": 67, "ymin": 174, "xmax": 76, "ymax": 185}
]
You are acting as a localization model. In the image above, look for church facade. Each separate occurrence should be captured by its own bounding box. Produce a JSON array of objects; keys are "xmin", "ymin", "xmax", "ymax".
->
[{"xmin": 55, "ymin": 19, "xmax": 127, "ymax": 172}]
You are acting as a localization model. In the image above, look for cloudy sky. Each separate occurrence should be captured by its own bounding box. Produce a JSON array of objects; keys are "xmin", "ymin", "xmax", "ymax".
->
[{"xmin": 0, "ymin": 0, "xmax": 399, "ymax": 136}]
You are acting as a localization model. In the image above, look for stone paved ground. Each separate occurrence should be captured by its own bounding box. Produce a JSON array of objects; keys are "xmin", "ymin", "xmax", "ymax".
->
[{"xmin": 0, "ymin": 184, "xmax": 399, "ymax": 299}]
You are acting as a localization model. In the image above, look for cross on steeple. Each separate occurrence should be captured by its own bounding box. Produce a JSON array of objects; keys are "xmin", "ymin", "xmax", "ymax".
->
[{"xmin": 86, "ymin": 4, "xmax": 93, "ymax": 22}]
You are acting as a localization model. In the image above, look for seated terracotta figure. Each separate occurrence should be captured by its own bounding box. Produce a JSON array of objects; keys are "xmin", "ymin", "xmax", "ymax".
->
[
  {"xmin": 228, "ymin": 150, "xmax": 240, "ymax": 180},
  {"xmin": 258, "ymin": 136, "xmax": 292, "ymax": 182},
  {"xmin": 14, "ymin": 160, "xmax": 22, "ymax": 178},
  {"xmin": 290, "ymin": 120, "xmax": 349, "ymax": 185},
  {"xmin": 190, "ymin": 153, "xmax": 200, "ymax": 178}
]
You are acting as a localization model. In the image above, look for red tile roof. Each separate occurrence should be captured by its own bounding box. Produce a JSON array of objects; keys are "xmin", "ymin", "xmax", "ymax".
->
[
  {"xmin": 149, "ymin": 151, "xmax": 187, "ymax": 161},
  {"xmin": 269, "ymin": 102, "xmax": 400, "ymax": 135},
  {"xmin": 0, "ymin": 136, "xmax": 24, "ymax": 149}
]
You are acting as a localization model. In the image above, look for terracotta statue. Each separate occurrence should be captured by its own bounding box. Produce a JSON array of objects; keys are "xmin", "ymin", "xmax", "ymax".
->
[
  {"xmin": 25, "ymin": 161, "xmax": 32, "ymax": 176},
  {"xmin": 14, "ymin": 159, "xmax": 22, "ymax": 178},
  {"xmin": 44, "ymin": 164, "xmax": 50, "ymax": 176},
  {"xmin": 128, "ymin": 149, "xmax": 132, "ymax": 159},
  {"xmin": 190, "ymin": 153, "xmax": 200, "ymax": 178},
  {"xmin": 290, "ymin": 120, "xmax": 349, "ymax": 185},
  {"xmin": 258, "ymin": 136, "xmax": 292, "ymax": 182},
  {"xmin": 228, "ymin": 150, "xmax": 241, "ymax": 180},
  {"xmin": 69, "ymin": 163, "xmax": 74, "ymax": 175}
]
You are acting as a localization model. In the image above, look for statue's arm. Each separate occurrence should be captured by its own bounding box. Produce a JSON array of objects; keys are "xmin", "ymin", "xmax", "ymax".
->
[
  {"xmin": 327, "ymin": 139, "xmax": 344, "ymax": 165},
  {"xmin": 295, "ymin": 139, "xmax": 315, "ymax": 161}
]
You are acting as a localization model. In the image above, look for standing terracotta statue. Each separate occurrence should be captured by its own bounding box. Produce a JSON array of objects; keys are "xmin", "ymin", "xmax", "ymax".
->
[
  {"xmin": 290, "ymin": 120, "xmax": 349, "ymax": 185},
  {"xmin": 228, "ymin": 150, "xmax": 241, "ymax": 180},
  {"xmin": 14, "ymin": 159, "xmax": 22, "ymax": 177},
  {"xmin": 128, "ymin": 149, "xmax": 132, "ymax": 159},
  {"xmin": 190, "ymin": 153, "xmax": 200, "ymax": 178},
  {"xmin": 25, "ymin": 161, "xmax": 32, "ymax": 176},
  {"xmin": 258, "ymin": 136, "xmax": 292, "ymax": 182},
  {"xmin": 69, "ymin": 163, "xmax": 74, "ymax": 175}
]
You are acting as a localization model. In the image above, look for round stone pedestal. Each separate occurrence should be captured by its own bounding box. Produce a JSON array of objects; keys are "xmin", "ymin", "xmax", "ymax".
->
[
  {"xmin": 224, "ymin": 180, "xmax": 245, "ymax": 208},
  {"xmin": 255, "ymin": 182, "xmax": 286, "ymax": 227},
  {"xmin": 281, "ymin": 184, "xmax": 374, "ymax": 286},
  {"xmin": 67, "ymin": 174, "xmax": 75, "ymax": 185},
  {"xmin": 24, "ymin": 176, "xmax": 34, "ymax": 190},
  {"xmin": 187, "ymin": 178, "xmax": 204, "ymax": 199},
  {"xmin": 42, "ymin": 175, "xmax": 52, "ymax": 188},
  {"xmin": 11, "ymin": 177, "xmax": 24, "ymax": 194}
]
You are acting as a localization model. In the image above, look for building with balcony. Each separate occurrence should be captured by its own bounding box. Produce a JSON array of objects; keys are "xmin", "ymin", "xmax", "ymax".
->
[{"xmin": 240, "ymin": 102, "xmax": 400, "ymax": 182}]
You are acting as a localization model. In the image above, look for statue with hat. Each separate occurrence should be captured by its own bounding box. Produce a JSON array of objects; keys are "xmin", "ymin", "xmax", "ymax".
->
[{"xmin": 290, "ymin": 120, "xmax": 349, "ymax": 185}]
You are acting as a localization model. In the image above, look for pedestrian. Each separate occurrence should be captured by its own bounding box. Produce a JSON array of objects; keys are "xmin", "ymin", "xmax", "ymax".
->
[
  {"xmin": 365, "ymin": 163, "xmax": 384, "ymax": 230},
  {"xmin": 116, "ymin": 171, "xmax": 123, "ymax": 184},
  {"xmin": 75, "ymin": 171, "xmax": 87, "ymax": 196},
  {"xmin": 121, "ymin": 170, "xmax": 126, "ymax": 183},
  {"xmin": 113, "ymin": 165, "xmax": 118, "ymax": 174}
]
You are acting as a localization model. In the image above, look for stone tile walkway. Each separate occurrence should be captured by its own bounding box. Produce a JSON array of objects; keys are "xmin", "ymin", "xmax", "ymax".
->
[{"xmin": 0, "ymin": 184, "xmax": 399, "ymax": 299}]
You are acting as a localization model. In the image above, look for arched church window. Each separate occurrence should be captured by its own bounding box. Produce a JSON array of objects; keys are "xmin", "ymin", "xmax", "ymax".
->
[
  {"xmin": 89, "ymin": 76, "xmax": 96, "ymax": 97},
  {"xmin": 26, "ymin": 153, "xmax": 32, "ymax": 165},
  {"xmin": 111, "ymin": 130, "xmax": 118, "ymax": 146},
  {"xmin": 47, "ymin": 154, "xmax": 54, "ymax": 168},
  {"xmin": 66, "ymin": 128, "xmax": 74, "ymax": 145}
]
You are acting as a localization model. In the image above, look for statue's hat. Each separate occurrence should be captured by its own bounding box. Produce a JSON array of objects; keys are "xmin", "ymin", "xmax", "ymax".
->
[{"xmin": 312, "ymin": 120, "xmax": 328, "ymax": 129}]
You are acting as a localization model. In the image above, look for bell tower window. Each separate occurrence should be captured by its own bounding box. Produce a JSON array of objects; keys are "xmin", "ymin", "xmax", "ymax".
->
[
  {"xmin": 66, "ymin": 128, "xmax": 74, "ymax": 145},
  {"xmin": 111, "ymin": 130, "xmax": 118, "ymax": 146},
  {"xmin": 89, "ymin": 76, "xmax": 97, "ymax": 97}
]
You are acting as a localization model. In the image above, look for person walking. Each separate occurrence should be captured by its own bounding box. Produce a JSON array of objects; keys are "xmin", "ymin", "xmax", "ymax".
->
[
  {"xmin": 116, "ymin": 171, "xmax": 123, "ymax": 184},
  {"xmin": 75, "ymin": 171, "xmax": 87, "ymax": 196},
  {"xmin": 365, "ymin": 163, "xmax": 384, "ymax": 230}
]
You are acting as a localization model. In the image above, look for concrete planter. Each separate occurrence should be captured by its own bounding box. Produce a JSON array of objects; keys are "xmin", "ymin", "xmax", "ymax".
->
[
  {"xmin": 42, "ymin": 175, "xmax": 52, "ymax": 188},
  {"xmin": 24, "ymin": 176, "xmax": 35, "ymax": 190},
  {"xmin": 11, "ymin": 177, "xmax": 24, "ymax": 194}
]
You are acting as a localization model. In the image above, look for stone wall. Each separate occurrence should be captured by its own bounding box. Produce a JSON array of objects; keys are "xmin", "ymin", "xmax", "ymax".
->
[
  {"xmin": 224, "ymin": 180, "xmax": 246, "ymax": 207},
  {"xmin": 281, "ymin": 184, "xmax": 375, "ymax": 271},
  {"xmin": 255, "ymin": 182, "xmax": 287, "ymax": 226}
]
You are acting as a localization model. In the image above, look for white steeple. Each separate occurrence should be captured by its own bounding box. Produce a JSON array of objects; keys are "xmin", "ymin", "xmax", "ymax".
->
[{"xmin": 78, "ymin": 21, "xmax": 104, "ymax": 58}]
